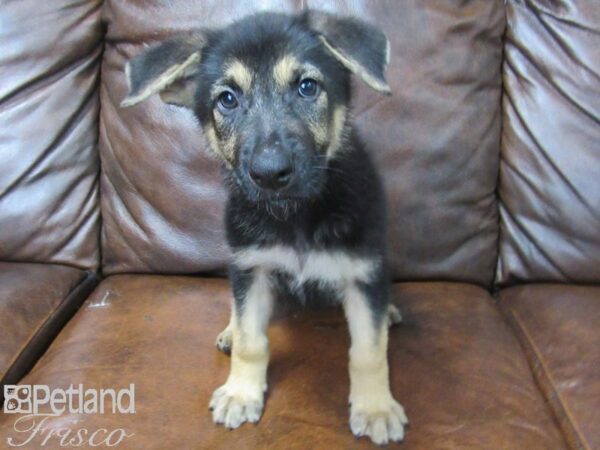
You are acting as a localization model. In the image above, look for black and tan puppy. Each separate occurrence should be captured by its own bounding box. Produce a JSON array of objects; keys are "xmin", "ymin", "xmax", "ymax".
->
[{"xmin": 122, "ymin": 11, "xmax": 407, "ymax": 445}]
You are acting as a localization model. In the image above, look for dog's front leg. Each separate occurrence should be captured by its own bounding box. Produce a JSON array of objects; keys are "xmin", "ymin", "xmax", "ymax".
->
[
  {"xmin": 210, "ymin": 267, "xmax": 273, "ymax": 429},
  {"xmin": 343, "ymin": 282, "xmax": 408, "ymax": 445}
]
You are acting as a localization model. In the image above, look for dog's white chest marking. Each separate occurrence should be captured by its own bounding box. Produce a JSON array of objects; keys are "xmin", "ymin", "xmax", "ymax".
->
[{"xmin": 233, "ymin": 246, "xmax": 378, "ymax": 285}]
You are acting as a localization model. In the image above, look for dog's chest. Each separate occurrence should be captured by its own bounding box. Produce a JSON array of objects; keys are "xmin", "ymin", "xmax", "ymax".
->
[{"xmin": 233, "ymin": 245, "xmax": 377, "ymax": 286}]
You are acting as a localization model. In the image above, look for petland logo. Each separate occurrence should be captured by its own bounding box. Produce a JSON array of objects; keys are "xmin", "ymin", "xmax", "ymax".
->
[{"xmin": 3, "ymin": 384, "xmax": 135, "ymax": 447}]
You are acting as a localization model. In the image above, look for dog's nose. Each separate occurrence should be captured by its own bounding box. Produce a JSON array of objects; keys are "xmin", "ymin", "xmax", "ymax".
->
[{"xmin": 250, "ymin": 147, "xmax": 293, "ymax": 190}]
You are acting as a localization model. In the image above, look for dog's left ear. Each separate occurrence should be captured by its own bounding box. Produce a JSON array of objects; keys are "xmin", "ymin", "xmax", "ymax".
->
[{"xmin": 307, "ymin": 11, "xmax": 391, "ymax": 94}]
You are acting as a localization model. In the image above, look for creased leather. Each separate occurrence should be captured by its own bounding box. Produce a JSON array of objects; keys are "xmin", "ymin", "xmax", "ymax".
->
[
  {"xmin": 100, "ymin": 1, "xmax": 504, "ymax": 286},
  {"xmin": 499, "ymin": 284, "xmax": 600, "ymax": 450},
  {"xmin": 0, "ymin": 277, "xmax": 566, "ymax": 449},
  {"xmin": 497, "ymin": 0, "xmax": 600, "ymax": 285},
  {"xmin": 0, "ymin": 0, "xmax": 103, "ymax": 270},
  {"xmin": 0, "ymin": 262, "xmax": 85, "ymax": 383}
]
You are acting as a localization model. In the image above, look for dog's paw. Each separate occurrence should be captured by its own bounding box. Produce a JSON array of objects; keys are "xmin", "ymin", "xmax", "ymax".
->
[
  {"xmin": 387, "ymin": 304, "xmax": 403, "ymax": 327},
  {"xmin": 215, "ymin": 327, "xmax": 232, "ymax": 354},
  {"xmin": 209, "ymin": 382, "xmax": 265, "ymax": 429},
  {"xmin": 349, "ymin": 398, "xmax": 408, "ymax": 445}
]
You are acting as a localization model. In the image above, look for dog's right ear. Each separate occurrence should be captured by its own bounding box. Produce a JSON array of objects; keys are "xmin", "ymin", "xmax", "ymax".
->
[{"xmin": 121, "ymin": 32, "xmax": 207, "ymax": 108}]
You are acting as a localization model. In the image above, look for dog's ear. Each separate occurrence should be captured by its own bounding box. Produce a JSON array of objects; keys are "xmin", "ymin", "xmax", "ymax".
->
[
  {"xmin": 121, "ymin": 32, "xmax": 207, "ymax": 108},
  {"xmin": 307, "ymin": 11, "xmax": 391, "ymax": 94}
]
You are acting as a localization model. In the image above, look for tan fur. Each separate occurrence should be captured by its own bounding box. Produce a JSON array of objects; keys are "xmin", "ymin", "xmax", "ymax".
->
[
  {"xmin": 222, "ymin": 134, "xmax": 237, "ymax": 163},
  {"xmin": 274, "ymin": 60, "xmax": 329, "ymax": 148},
  {"xmin": 203, "ymin": 126, "xmax": 220, "ymax": 155},
  {"xmin": 230, "ymin": 269, "xmax": 272, "ymax": 371},
  {"xmin": 203, "ymin": 125, "xmax": 232, "ymax": 167},
  {"xmin": 344, "ymin": 286, "xmax": 408, "ymax": 444},
  {"xmin": 210, "ymin": 270, "xmax": 273, "ymax": 428},
  {"xmin": 204, "ymin": 116, "xmax": 237, "ymax": 165},
  {"xmin": 326, "ymin": 105, "xmax": 348, "ymax": 158},
  {"xmin": 308, "ymin": 121, "xmax": 328, "ymax": 148},
  {"xmin": 204, "ymin": 125, "xmax": 221, "ymax": 154},
  {"xmin": 273, "ymin": 54, "xmax": 299, "ymax": 90},
  {"xmin": 307, "ymin": 94, "xmax": 329, "ymax": 147},
  {"xmin": 225, "ymin": 59, "xmax": 254, "ymax": 92},
  {"xmin": 121, "ymin": 52, "xmax": 201, "ymax": 107},
  {"xmin": 233, "ymin": 245, "xmax": 378, "ymax": 286},
  {"xmin": 211, "ymin": 111, "xmax": 235, "ymax": 159}
]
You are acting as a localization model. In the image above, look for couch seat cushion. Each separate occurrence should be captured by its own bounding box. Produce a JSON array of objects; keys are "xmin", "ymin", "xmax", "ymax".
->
[
  {"xmin": 499, "ymin": 285, "xmax": 600, "ymax": 450},
  {"xmin": 0, "ymin": 276, "xmax": 565, "ymax": 449},
  {"xmin": 0, "ymin": 262, "xmax": 96, "ymax": 386}
]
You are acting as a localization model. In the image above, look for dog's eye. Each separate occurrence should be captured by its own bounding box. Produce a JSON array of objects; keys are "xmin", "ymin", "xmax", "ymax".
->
[
  {"xmin": 217, "ymin": 91, "xmax": 239, "ymax": 111},
  {"xmin": 298, "ymin": 78, "xmax": 319, "ymax": 98}
]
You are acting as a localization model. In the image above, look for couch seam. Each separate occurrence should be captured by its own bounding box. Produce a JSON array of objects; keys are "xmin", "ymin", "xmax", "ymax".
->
[
  {"xmin": 0, "ymin": 271, "xmax": 98, "ymax": 388},
  {"xmin": 504, "ymin": 305, "xmax": 590, "ymax": 450}
]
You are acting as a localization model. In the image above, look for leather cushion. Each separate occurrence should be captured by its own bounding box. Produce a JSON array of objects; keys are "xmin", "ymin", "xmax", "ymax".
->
[
  {"xmin": 499, "ymin": 284, "xmax": 600, "ymax": 450},
  {"xmin": 0, "ymin": 276, "xmax": 565, "ymax": 448},
  {"xmin": 497, "ymin": 0, "xmax": 600, "ymax": 285},
  {"xmin": 0, "ymin": 0, "xmax": 103, "ymax": 270},
  {"xmin": 99, "ymin": 0, "xmax": 504, "ymax": 286},
  {"xmin": 0, "ymin": 262, "xmax": 96, "ymax": 387}
]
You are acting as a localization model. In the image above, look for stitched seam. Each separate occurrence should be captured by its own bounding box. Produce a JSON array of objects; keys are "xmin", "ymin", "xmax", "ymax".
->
[
  {"xmin": 1, "ymin": 272, "xmax": 95, "ymax": 384},
  {"xmin": 507, "ymin": 305, "xmax": 590, "ymax": 450}
]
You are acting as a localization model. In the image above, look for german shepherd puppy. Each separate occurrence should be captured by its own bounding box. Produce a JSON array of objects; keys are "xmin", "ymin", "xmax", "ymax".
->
[{"xmin": 122, "ymin": 10, "xmax": 407, "ymax": 445}]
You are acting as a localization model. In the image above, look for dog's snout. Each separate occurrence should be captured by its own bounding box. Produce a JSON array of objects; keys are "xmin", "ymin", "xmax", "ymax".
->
[{"xmin": 250, "ymin": 147, "xmax": 294, "ymax": 190}]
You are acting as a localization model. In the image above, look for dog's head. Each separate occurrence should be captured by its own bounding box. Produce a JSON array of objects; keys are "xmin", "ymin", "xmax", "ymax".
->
[{"xmin": 122, "ymin": 11, "xmax": 390, "ymax": 204}]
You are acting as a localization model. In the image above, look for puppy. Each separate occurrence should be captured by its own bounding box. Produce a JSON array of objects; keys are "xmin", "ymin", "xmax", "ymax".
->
[{"xmin": 122, "ymin": 11, "xmax": 407, "ymax": 445}]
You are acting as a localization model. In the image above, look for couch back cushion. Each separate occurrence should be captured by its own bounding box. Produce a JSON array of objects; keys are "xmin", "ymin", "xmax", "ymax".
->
[
  {"xmin": 497, "ymin": 0, "xmax": 600, "ymax": 285},
  {"xmin": 0, "ymin": 0, "xmax": 103, "ymax": 270},
  {"xmin": 100, "ymin": 0, "xmax": 504, "ymax": 285}
]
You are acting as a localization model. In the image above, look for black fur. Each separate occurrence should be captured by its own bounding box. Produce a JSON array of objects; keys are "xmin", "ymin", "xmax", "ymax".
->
[
  {"xmin": 226, "ymin": 132, "xmax": 389, "ymax": 323},
  {"xmin": 184, "ymin": 13, "xmax": 390, "ymax": 324},
  {"xmin": 123, "ymin": 11, "xmax": 392, "ymax": 325}
]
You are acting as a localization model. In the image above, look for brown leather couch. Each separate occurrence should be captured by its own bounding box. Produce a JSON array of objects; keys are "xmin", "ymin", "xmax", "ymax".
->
[{"xmin": 1, "ymin": 1, "xmax": 598, "ymax": 449}]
